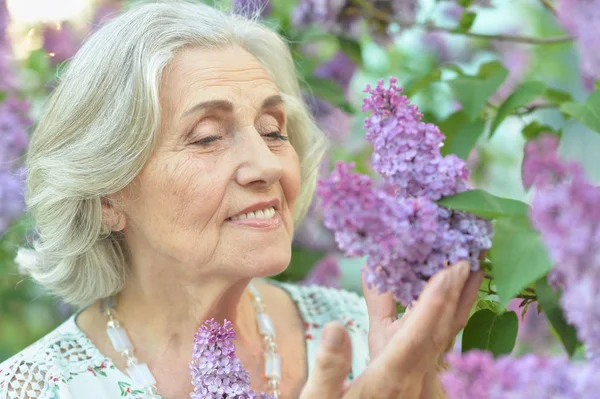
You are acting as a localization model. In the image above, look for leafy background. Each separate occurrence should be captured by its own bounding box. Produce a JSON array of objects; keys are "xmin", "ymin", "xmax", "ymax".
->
[{"xmin": 1, "ymin": 0, "xmax": 599, "ymax": 363}]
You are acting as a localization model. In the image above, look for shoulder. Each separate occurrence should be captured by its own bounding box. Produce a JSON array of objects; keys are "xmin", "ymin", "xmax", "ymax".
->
[
  {"xmin": 0, "ymin": 316, "xmax": 107, "ymax": 399},
  {"xmin": 271, "ymin": 281, "xmax": 370, "ymax": 340},
  {"xmin": 271, "ymin": 281, "xmax": 371, "ymax": 379}
]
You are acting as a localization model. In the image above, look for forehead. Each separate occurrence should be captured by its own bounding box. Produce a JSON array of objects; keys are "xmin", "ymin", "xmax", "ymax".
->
[{"xmin": 161, "ymin": 46, "xmax": 280, "ymax": 113}]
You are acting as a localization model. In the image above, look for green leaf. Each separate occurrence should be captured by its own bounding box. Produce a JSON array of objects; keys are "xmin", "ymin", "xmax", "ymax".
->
[
  {"xmin": 304, "ymin": 76, "xmax": 354, "ymax": 113},
  {"xmin": 475, "ymin": 298, "xmax": 501, "ymax": 314},
  {"xmin": 403, "ymin": 69, "xmax": 442, "ymax": 98},
  {"xmin": 457, "ymin": 0, "xmax": 474, "ymax": 6},
  {"xmin": 455, "ymin": 11, "xmax": 477, "ymax": 33},
  {"xmin": 448, "ymin": 61, "xmax": 508, "ymax": 120},
  {"xmin": 439, "ymin": 112, "xmax": 486, "ymax": 160},
  {"xmin": 437, "ymin": 189, "xmax": 529, "ymax": 219},
  {"xmin": 337, "ymin": 37, "xmax": 363, "ymax": 68},
  {"xmin": 490, "ymin": 81, "xmax": 546, "ymax": 136},
  {"xmin": 535, "ymin": 277, "xmax": 582, "ymax": 357},
  {"xmin": 560, "ymin": 91, "xmax": 600, "ymax": 134},
  {"xmin": 440, "ymin": 63, "xmax": 465, "ymax": 76},
  {"xmin": 491, "ymin": 215, "xmax": 553, "ymax": 306},
  {"xmin": 543, "ymin": 88, "xmax": 573, "ymax": 104},
  {"xmin": 521, "ymin": 121, "xmax": 562, "ymax": 140},
  {"xmin": 462, "ymin": 309, "xmax": 518, "ymax": 356},
  {"xmin": 26, "ymin": 48, "xmax": 51, "ymax": 74}
]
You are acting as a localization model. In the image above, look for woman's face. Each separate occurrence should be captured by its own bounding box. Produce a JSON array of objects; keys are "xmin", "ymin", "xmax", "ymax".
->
[{"xmin": 117, "ymin": 46, "xmax": 301, "ymax": 279}]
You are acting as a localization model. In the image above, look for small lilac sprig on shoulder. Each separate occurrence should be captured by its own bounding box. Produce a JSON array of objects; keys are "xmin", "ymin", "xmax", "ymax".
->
[
  {"xmin": 317, "ymin": 78, "xmax": 492, "ymax": 306},
  {"xmin": 190, "ymin": 319, "xmax": 274, "ymax": 399}
]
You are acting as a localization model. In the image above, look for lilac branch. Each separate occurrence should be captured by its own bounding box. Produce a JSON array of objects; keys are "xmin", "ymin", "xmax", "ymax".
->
[{"xmin": 351, "ymin": 0, "xmax": 572, "ymax": 45}]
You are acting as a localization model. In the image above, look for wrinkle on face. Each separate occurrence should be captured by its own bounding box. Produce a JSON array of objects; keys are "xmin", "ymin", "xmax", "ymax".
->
[{"xmin": 118, "ymin": 44, "xmax": 300, "ymax": 285}]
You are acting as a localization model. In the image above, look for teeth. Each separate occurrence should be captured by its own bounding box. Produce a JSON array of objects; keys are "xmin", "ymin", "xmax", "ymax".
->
[{"xmin": 230, "ymin": 207, "xmax": 276, "ymax": 221}]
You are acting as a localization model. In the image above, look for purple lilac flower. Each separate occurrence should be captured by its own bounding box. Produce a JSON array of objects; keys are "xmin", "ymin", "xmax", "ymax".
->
[
  {"xmin": 525, "ymin": 134, "xmax": 600, "ymax": 360},
  {"xmin": 318, "ymin": 162, "xmax": 492, "ymax": 305},
  {"xmin": 0, "ymin": 167, "xmax": 25, "ymax": 233},
  {"xmin": 190, "ymin": 319, "xmax": 272, "ymax": 399},
  {"xmin": 91, "ymin": 0, "xmax": 122, "ymax": 30},
  {"xmin": 292, "ymin": 0, "xmax": 361, "ymax": 38},
  {"xmin": 0, "ymin": 97, "xmax": 31, "ymax": 171},
  {"xmin": 302, "ymin": 254, "xmax": 342, "ymax": 288},
  {"xmin": 521, "ymin": 134, "xmax": 581, "ymax": 189},
  {"xmin": 362, "ymin": 77, "xmax": 470, "ymax": 201},
  {"xmin": 292, "ymin": 0, "xmax": 420, "ymax": 41},
  {"xmin": 442, "ymin": 350, "xmax": 600, "ymax": 398},
  {"xmin": 233, "ymin": 0, "xmax": 272, "ymax": 18},
  {"xmin": 314, "ymin": 51, "xmax": 357, "ymax": 93},
  {"xmin": 318, "ymin": 78, "xmax": 492, "ymax": 304},
  {"xmin": 557, "ymin": 0, "xmax": 600, "ymax": 91},
  {"xmin": 0, "ymin": 0, "xmax": 15, "ymax": 91},
  {"xmin": 42, "ymin": 23, "xmax": 80, "ymax": 65},
  {"xmin": 507, "ymin": 299, "xmax": 554, "ymax": 354},
  {"xmin": 303, "ymin": 94, "xmax": 352, "ymax": 143},
  {"xmin": 491, "ymin": 41, "xmax": 531, "ymax": 103}
]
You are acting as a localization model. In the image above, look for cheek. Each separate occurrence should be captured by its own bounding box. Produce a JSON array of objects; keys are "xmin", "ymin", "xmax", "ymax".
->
[
  {"xmin": 142, "ymin": 154, "xmax": 224, "ymax": 228},
  {"xmin": 282, "ymin": 150, "xmax": 302, "ymax": 211}
]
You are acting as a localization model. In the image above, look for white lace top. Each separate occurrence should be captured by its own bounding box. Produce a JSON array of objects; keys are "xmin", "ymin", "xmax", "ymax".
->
[{"xmin": 0, "ymin": 282, "xmax": 371, "ymax": 399}]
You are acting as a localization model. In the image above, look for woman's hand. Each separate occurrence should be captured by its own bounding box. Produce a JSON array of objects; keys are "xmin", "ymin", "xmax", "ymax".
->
[{"xmin": 299, "ymin": 261, "xmax": 484, "ymax": 399}]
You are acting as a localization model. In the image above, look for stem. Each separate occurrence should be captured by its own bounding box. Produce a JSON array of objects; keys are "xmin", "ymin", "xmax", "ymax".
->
[
  {"xmin": 514, "ymin": 103, "xmax": 560, "ymax": 115},
  {"xmin": 351, "ymin": 0, "xmax": 572, "ymax": 45},
  {"xmin": 478, "ymin": 289, "xmax": 537, "ymax": 301},
  {"xmin": 539, "ymin": 0, "xmax": 557, "ymax": 16}
]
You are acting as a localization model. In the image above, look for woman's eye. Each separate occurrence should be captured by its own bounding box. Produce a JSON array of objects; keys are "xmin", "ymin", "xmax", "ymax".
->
[
  {"xmin": 192, "ymin": 135, "xmax": 222, "ymax": 145},
  {"xmin": 263, "ymin": 131, "xmax": 289, "ymax": 141}
]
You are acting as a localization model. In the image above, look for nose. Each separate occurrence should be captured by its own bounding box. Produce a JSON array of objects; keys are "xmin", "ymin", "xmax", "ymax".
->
[{"xmin": 234, "ymin": 128, "xmax": 283, "ymax": 190}]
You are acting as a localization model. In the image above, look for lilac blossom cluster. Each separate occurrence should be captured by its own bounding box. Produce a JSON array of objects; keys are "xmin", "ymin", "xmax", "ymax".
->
[
  {"xmin": 317, "ymin": 78, "xmax": 492, "ymax": 305},
  {"xmin": 42, "ymin": 24, "xmax": 80, "ymax": 65},
  {"xmin": 442, "ymin": 350, "xmax": 600, "ymax": 398},
  {"xmin": 302, "ymin": 255, "xmax": 342, "ymax": 288},
  {"xmin": 0, "ymin": 0, "xmax": 14, "ymax": 91},
  {"xmin": 439, "ymin": 134, "xmax": 600, "ymax": 397},
  {"xmin": 0, "ymin": 2, "xmax": 31, "ymax": 234},
  {"xmin": 524, "ymin": 134, "xmax": 600, "ymax": 360},
  {"xmin": 292, "ymin": 0, "xmax": 418, "ymax": 42},
  {"xmin": 557, "ymin": 0, "xmax": 600, "ymax": 91},
  {"xmin": 190, "ymin": 319, "xmax": 272, "ymax": 399}
]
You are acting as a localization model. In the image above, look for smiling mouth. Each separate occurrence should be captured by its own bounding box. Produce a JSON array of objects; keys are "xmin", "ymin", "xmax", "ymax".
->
[{"xmin": 227, "ymin": 206, "xmax": 276, "ymax": 221}]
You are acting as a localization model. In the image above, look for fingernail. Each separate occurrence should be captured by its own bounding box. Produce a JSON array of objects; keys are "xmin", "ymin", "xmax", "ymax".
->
[{"xmin": 323, "ymin": 323, "xmax": 344, "ymax": 349}]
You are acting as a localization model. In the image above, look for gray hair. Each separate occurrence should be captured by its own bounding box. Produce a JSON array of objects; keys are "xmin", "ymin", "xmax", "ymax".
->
[{"xmin": 16, "ymin": 0, "xmax": 327, "ymax": 307}]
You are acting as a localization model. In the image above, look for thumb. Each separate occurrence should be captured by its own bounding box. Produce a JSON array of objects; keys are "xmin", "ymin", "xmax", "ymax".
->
[{"xmin": 299, "ymin": 321, "xmax": 352, "ymax": 399}]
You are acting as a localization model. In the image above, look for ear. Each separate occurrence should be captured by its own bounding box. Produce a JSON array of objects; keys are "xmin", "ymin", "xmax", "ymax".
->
[{"xmin": 101, "ymin": 196, "xmax": 127, "ymax": 232}]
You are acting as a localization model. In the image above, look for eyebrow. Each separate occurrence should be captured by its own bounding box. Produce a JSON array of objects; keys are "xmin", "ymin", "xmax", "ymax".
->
[{"xmin": 182, "ymin": 94, "xmax": 284, "ymax": 117}]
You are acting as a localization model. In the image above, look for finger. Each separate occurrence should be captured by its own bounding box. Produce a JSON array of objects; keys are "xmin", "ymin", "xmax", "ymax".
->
[
  {"xmin": 299, "ymin": 322, "xmax": 352, "ymax": 399},
  {"xmin": 452, "ymin": 269, "xmax": 485, "ymax": 334},
  {"xmin": 362, "ymin": 268, "xmax": 398, "ymax": 328},
  {"xmin": 380, "ymin": 261, "xmax": 472, "ymax": 373}
]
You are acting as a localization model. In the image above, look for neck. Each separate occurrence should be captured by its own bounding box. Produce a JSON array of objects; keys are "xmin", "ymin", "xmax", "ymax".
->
[{"xmin": 113, "ymin": 268, "xmax": 260, "ymax": 363}]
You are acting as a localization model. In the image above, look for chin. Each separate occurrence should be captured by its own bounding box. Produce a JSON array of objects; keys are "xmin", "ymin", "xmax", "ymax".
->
[{"xmin": 246, "ymin": 249, "xmax": 292, "ymax": 278}]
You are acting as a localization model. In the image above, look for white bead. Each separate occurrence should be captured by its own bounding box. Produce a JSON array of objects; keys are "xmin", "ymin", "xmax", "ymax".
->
[
  {"xmin": 265, "ymin": 353, "xmax": 281, "ymax": 380},
  {"xmin": 106, "ymin": 327, "xmax": 133, "ymax": 352},
  {"xmin": 257, "ymin": 313, "xmax": 276, "ymax": 337},
  {"xmin": 107, "ymin": 319, "xmax": 120, "ymax": 329},
  {"xmin": 127, "ymin": 362, "xmax": 156, "ymax": 388}
]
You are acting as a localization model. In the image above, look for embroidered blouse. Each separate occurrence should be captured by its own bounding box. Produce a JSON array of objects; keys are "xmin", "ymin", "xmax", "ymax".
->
[{"xmin": 0, "ymin": 282, "xmax": 370, "ymax": 399}]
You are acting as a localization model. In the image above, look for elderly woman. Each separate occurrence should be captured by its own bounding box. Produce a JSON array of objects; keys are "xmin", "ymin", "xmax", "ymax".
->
[{"xmin": 0, "ymin": 1, "xmax": 482, "ymax": 398}]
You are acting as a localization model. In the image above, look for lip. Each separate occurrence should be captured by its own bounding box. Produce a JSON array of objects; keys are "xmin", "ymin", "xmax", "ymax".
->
[{"xmin": 229, "ymin": 198, "xmax": 280, "ymax": 219}]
